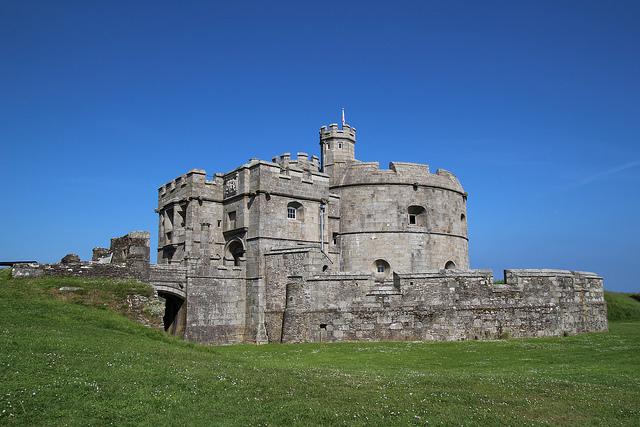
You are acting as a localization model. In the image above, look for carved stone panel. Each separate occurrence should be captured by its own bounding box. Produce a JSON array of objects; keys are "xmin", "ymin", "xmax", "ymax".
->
[{"xmin": 224, "ymin": 175, "xmax": 238, "ymax": 197}]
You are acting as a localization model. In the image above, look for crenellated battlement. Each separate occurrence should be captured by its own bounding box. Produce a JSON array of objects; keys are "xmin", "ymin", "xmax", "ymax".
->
[
  {"xmin": 319, "ymin": 123, "xmax": 356, "ymax": 143},
  {"xmin": 272, "ymin": 152, "xmax": 321, "ymax": 172},
  {"xmin": 158, "ymin": 169, "xmax": 221, "ymax": 196}
]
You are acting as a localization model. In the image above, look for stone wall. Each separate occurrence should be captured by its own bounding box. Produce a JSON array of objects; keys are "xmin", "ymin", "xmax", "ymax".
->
[
  {"xmin": 11, "ymin": 261, "xmax": 150, "ymax": 281},
  {"xmin": 183, "ymin": 264, "xmax": 246, "ymax": 344},
  {"xmin": 279, "ymin": 267, "xmax": 607, "ymax": 343},
  {"xmin": 12, "ymin": 231, "xmax": 152, "ymax": 281}
]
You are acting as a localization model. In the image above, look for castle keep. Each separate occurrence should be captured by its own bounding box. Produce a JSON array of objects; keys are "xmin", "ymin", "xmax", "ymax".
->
[
  {"xmin": 149, "ymin": 120, "xmax": 607, "ymax": 344},
  {"xmin": 13, "ymin": 118, "xmax": 608, "ymax": 344}
]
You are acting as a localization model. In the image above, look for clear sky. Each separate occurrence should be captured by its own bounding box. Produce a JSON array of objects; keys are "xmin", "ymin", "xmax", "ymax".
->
[{"xmin": 1, "ymin": 1, "xmax": 638, "ymax": 291}]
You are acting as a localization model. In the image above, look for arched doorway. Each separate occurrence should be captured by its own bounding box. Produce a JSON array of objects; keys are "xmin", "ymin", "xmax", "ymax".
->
[{"xmin": 157, "ymin": 291, "xmax": 186, "ymax": 337}]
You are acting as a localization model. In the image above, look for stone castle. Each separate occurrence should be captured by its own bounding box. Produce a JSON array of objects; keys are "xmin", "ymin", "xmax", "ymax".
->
[{"xmin": 14, "ymin": 118, "xmax": 608, "ymax": 344}]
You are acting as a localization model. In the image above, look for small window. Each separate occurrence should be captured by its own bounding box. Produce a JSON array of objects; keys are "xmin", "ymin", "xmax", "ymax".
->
[
  {"xmin": 217, "ymin": 220, "xmax": 222, "ymax": 227},
  {"xmin": 407, "ymin": 205, "xmax": 426, "ymax": 226},
  {"xmin": 445, "ymin": 260, "xmax": 456, "ymax": 270},
  {"xmin": 287, "ymin": 201, "xmax": 304, "ymax": 220},
  {"xmin": 373, "ymin": 259, "xmax": 391, "ymax": 281},
  {"xmin": 461, "ymin": 213, "xmax": 466, "ymax": 221},
  {"xmin": 332, "ymin": 233, "xmax": 338, "ymax": 245},
  {"xmin": 338, "ymin": 142, "xmax": 343, "ymax": 149}
]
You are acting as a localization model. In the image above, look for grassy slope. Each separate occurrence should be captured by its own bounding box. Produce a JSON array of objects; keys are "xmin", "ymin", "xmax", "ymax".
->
[
  {"xmin": 605, "ymin": 291, "xmax": 640, "ymax": 321},
  {"xmin": 1, "ymin": 271, "xmax": 639, "ymax": 426}
]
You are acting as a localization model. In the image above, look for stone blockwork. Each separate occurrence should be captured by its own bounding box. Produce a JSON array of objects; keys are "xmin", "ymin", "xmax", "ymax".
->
[
  {"xmin": 278, "ymin": 262, "xmax": 607, "ymax": 343},
  {"xmin": 11, "ymin": 119, "xmax": 609, "ymax": 345}
]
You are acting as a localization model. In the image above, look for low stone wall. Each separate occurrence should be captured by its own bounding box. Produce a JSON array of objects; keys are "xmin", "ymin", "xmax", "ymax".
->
[
  {"xmin": 280, "ymin": 269, "xmax": 607, "ymax": 343},
  {"xmin": 11, "ymin": 262, "xmax": 149, "ymax": 281},
  {"xmin": 11, "ymin": 248, "xmax": 608, "ymax": 345}
]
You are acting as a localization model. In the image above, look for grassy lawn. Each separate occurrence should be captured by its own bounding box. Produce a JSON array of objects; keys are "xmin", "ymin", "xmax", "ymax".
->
[{"xmin": 1, "ymin": 269, "xmax": 639, "ymax": 426}]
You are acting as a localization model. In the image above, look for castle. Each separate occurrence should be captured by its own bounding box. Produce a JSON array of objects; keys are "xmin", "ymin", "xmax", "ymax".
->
[
  {"xmin": 14, "ymin": 118, "xmax": 608, "ymax": 344},
  {"xmin": 148, "ymin": 119, "xmax": 607, "ymax": 344}
]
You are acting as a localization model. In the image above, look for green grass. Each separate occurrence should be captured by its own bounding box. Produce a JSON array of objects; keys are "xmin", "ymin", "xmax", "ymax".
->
[
  {"xmin": 605, "ymin": 291, "xmax": 640, "ymax": 321},
  {"xmin": 1, "ymin": 269, "xmax": 639, "ymax": 426}
]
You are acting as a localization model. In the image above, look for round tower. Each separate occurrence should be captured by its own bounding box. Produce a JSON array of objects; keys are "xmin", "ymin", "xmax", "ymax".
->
[
  {"xmin": 332, "ymin": 161, "xmax": 469, "ymax": 276},
  {"xmin": 319, "ymin": 123, "xmax": 356, "ymax": 185}
]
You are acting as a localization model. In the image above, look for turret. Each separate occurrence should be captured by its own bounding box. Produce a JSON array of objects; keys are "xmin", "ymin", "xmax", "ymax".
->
[{"xmin": 319, "ymin": 123, "xmax": 356, "ymax": 185}]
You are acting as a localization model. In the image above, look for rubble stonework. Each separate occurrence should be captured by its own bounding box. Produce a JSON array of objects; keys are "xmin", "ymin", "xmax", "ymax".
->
[
  {"xmin": 13, "ymin": 232, "xmax": 150, "ymax": 282},
  {"xmin": 13, "ymin": 120, "xmax": 608, "ymax": 343}
]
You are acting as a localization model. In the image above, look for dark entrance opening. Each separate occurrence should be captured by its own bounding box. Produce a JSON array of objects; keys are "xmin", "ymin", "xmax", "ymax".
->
[
  {"xmin": 159, "ymin": 291, "xmax": 186, "ymax": 337},
  {"xmin": 225, "ymin": 240, "xmax": 245, "ymax": 267}
]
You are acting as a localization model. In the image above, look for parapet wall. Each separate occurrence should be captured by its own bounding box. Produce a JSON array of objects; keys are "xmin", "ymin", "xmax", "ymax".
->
[
  {"xmin": 272, "ymin": 152, "xmax": 321, "ymax": 173},
  {"xmin": 11, "ymin": 261, "xmax": 150, "ymax": 281},
  {"xmin": 280, "ymin": 268, "xmax": 607, "ymax": 343},
  {"xmin": 335, "ymin": 161, "xmax": 464, "ymax": 194}
]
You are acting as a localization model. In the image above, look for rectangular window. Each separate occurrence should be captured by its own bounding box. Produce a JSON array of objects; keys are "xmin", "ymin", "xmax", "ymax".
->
[
  {"xmin": 409, "ymin": 214, "xmax": 416, "ymax": 225},
  {"xmin": 332, "ymin": 233, "xmax": 338, "ymax": 245},
  {"xmin": 287, "ymin": 207, "xmax": 296, "ymax": 219},
  {"xmin": 338, "ymin": 142, "xmax": 343, "ymax": 149},
  {"xmin": 377, "ymin": 265, "xmax": 385, "ymax": 273}
]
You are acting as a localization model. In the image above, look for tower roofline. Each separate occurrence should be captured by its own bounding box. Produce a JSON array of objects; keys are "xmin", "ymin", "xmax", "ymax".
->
[{"xmin": 319, "ymin": 123, "xmax": 356, "ymax": 142}]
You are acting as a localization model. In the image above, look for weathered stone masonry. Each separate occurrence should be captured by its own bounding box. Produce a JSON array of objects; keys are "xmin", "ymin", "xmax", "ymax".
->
[{"xmin": 13, "ymin": 119, "xmax": 608, "ymax": 344}]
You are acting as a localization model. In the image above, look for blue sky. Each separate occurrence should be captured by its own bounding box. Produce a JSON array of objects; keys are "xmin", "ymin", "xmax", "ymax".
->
[{"xmin": 1, "ymin": 1, "xmax": 638, "ymax": 291}]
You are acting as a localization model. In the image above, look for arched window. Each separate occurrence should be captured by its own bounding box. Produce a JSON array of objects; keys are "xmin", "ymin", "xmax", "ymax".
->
[
  {"xmin": 407, "ymin": 205, "xmax": 427, "ymax": 227},
  {"xmin": 461, "ymin": 213, "xmax": 466, "ymax": 221},
  {"xmin": 287, "ymin": 201, "xmax": 304, "ymax": 221},
  {"xmin": 445, "ymin": 260, "xmax": 456, "ymax": 270},
  {"xmin": 372, "ymin": 259, "xmax": 391, "ymax": 281},
  {"xmin": 225, "ymin": 240, "xmax": 245, "ymax": 266}
]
